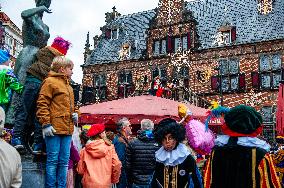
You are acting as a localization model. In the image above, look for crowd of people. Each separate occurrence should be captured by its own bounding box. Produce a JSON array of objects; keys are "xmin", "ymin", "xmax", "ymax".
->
[{"xmin": 1, "ymin": 40, "xmax": 284, "ymax": 188}]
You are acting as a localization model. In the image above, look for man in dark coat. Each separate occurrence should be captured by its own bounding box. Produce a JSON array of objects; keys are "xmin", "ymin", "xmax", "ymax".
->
[
  {"xmin": 113, "ymin": 117, "xmax": 132, "ymax": 188},
  {"xmin": 126, "ymin": 119, "xmax": 159, "ymax": 187}
]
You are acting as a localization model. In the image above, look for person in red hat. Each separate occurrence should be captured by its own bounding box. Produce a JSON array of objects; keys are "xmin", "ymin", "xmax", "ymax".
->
[
  {"xmin": 12, "ymin": 37, "xmax": 71, "ymax": 155},
  {"xmin": 77, "ymin": 123, "xmax": 122, "ymax": 188}
]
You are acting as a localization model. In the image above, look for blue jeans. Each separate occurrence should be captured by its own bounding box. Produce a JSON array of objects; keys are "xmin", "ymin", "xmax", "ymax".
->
[
  {"xmin": 45, "ymin": 135, "xmax": 72, "ymax": 188},
  {"xmin": 13, "ymin": 79, "xmax": 43, "ymax": 144}
]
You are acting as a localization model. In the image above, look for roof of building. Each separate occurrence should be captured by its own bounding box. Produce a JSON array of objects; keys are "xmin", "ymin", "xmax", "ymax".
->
[
  {"xmin": 187, "ymin": 0, "xmax": 284, "ymax": 49},
  {"xmin": 85, "ymin": 10, "xmax": 156, "ymax": 66},
  {"xmin": 85, "ymin": 0, "xmax": 284, "ymax": 66}
]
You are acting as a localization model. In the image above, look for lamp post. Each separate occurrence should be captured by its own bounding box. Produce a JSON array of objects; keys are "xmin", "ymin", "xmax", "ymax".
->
[{"xmin": 214, "ymin": 66, "xmax": 223, "ymax": 106}]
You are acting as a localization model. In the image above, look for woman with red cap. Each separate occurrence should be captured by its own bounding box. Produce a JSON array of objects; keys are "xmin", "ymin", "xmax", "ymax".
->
[{"xmin": 77, "ymin": 123, "xmax": 122, "ymax": 188}]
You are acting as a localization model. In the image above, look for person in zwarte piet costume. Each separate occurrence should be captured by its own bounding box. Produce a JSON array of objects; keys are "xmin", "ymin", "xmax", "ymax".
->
[
  {"xmin": 151, "ymin": 118, "xmax": 203, "ymax": 188},
  {"xmin": 204, "ymin": 105, "xmax": 281, "ymax": 188}
]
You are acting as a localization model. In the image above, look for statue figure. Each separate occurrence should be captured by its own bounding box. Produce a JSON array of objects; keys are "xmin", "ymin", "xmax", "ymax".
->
[
  {"xmin": 118, "ymin": 43, "xmax": 131, "ymax": 60},
  {"xmin": 6, "ymin": 0, "xmax": 52, "ymax": 124},
  {"xmin": 14, "ymin": 0, "xmax": 52, "ymax": 84}
]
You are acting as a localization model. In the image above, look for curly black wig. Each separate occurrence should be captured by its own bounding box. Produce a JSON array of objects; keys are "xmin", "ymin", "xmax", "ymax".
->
[{"xmin": 154, "ymin": 118, "xmax": 185, "ymax": 144}]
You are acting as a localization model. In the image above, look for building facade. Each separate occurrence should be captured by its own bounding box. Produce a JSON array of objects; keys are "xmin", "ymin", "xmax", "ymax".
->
[
  {"xmin": 82, "ymin": 0, "xmax": 284, "ymax": 141},
  {"xmin": 0, "ymin": 11, "xmax": 23, "ymax": 68}
]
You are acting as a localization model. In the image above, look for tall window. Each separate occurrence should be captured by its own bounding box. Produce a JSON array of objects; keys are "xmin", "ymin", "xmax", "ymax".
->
[
  {"xmin": 259, "ymin": 54, "xmax": 282, "ymax": 89},
  {"xmin": 182, "ymin": 36, "xmax": 188, "ymax": 51},
  {"xmin": 174, "ymin": 37, "xmax": 182, "ymax": 52},
  {"xmin": 111, "ymin": 29, "xmax": 119, "ymax": 39},
  {"xmin": 117, "ymin": 71, "xmax": 133, "ymax": 98},
  {"xmin": 220, "ymin": 59, "xmax": 240, "ymax": 92},
  {"xmin": 94, "ymin": 74, "xmax": 107, "ymax": 100},
  {"xmin": 153, "ymin": 40, "xmax": 160, "ymax": 56},
  {"xmin": 161, "ymin": 39, "xmax": 167, "ymax": 54},
  {"xmin": 211, "ymin": 59, "xmax": 245, "ymax": 92}
]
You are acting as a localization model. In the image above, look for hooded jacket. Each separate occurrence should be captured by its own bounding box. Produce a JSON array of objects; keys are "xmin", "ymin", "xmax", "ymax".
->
[
  {"xmin": 77, "ymin": 139, "xmax": 122, "ymax": 188},
  {"xmin": 36, "ymin": 71, "xmax": 74, "ymax": 135}
]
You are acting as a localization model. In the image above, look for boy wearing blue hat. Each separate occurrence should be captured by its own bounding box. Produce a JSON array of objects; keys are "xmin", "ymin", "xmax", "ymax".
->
[{"xmin": 0, "ymin": 49, "xmax": 23, "ymax": 111}]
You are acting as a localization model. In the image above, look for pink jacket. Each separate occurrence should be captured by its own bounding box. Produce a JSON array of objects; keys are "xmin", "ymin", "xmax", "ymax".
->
[{"xmin": 77, "ymin": 139, "xmax": 121, "ymax": 188}]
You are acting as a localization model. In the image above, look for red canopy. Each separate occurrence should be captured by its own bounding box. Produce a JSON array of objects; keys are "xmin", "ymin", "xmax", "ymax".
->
[{"xmin": 79, "ymin": 95, "xmax": 208, "ymax": 126}]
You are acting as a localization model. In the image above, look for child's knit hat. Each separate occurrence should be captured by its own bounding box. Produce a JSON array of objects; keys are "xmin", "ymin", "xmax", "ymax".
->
[
  {"xmin": 0, "ymin": 49, "xmax": 10, "ymax": 64},
  {"xmin": 50, "ymin": 37, "xmax": 71, "ymax": 56}
]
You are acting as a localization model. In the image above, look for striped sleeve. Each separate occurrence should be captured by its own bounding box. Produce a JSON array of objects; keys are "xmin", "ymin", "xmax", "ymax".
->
[
  {"xmin": 203, "ymin": 151, "xmax": 214, "ymax": 188},
  {"xmin": 258, "ymin": 153, "xmax": 281, "ymax": 188}
]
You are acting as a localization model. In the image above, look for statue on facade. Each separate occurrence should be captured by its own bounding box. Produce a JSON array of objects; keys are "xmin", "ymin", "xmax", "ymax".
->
[
  {"xmin": 118, "ymin": 43, "xmax": 131, "ymax": 60},
  {"xmin": 6, "ymin": 0, "xmax": 52, "ymax": 124}
]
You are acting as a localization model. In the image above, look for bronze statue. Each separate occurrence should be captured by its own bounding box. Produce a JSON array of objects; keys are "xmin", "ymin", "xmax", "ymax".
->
[
  {"xmin": 14, "ymin": 0, "xmax": 52, "ymax": 83},
  {"xmin": 6, "ymin": 0, "xmax": 52, "ymax": 124}
]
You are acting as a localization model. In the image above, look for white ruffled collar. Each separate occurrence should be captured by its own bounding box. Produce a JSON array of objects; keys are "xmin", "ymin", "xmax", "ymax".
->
[
  {"xmin": 155, "ymin": 143, "xmax": 190, "ymax": 166},
  {"xmin": 215, "ymin": 135, "xmax": 271, "ymax": 152}
]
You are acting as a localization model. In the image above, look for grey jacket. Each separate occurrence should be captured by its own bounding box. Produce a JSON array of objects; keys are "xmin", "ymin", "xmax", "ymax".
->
[{"xmin": 0, "ymin": 140, "xmax": 22, "ymax": 188}]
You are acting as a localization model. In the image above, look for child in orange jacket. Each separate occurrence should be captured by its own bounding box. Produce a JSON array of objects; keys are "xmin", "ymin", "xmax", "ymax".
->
[{"xmin": 77, "ymin": 123, "xmax": 121, "ymax": 188}]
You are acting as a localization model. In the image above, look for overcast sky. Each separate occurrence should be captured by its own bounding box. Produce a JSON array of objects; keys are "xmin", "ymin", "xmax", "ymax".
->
[{"xmin": 2, "ymin": 0, "xmax": 160, "ymax": 83}]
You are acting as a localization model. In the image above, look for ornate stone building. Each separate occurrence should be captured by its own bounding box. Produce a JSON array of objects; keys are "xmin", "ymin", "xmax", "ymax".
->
[
  {"xmin": 82, "ymin": 0, "xmax": 284, "ymax": 141},
  {"xmin": 0, "ymin": 10, "xmax": 23, "ymax": 68}
]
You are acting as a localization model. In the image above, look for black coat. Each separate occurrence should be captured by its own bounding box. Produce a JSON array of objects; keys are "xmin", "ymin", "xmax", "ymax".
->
[
  {"xmin": 151, "ymin": 154, "xmax": 203, "ymax": 188},
  {"xmin": 126, "ymin": 131, "xmax": 160, "ymax": 185}
]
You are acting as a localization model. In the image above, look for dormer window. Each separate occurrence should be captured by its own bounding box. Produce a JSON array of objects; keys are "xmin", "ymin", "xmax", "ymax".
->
[
  {"xmin": 111, "ymin": 29, "xmax": 119, "ymax": 40},
  {"xmin": 213, "ymin": 25, "xmax": 236, "ymax": 46},
  {"xmin": 105, "ymin": 28, "xmax": 119, "ymax": 40}
]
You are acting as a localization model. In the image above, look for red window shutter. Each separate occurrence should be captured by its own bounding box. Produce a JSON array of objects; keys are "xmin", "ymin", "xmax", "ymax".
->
[
  {"xmin": 105, "ymin": 29, "xmax": 111, "ymax": 39},
  {"xmin": 187, "ymin": 31, "xmax": 191, "ymax": 49},
  {"xmin": 211, "ymin": 76, "xmax": 219, "ymax": 91},
  {"xmin": 231, "ymin": 26, "xmax": 236, "ymax": 42},
  {"xmin": 118, "ymin": 85, "xmax": 124, "ymax": 98},
  {"xmin": 251, "ymin": 72, "xmax": 260, "ymax": 89},
  {"xmin": 239, "ymin": 73, "xmax": 245, "ymax": 90},
  {"xmin": 166, "ymin": 35, "xmax": 172, "ymax": 53}
]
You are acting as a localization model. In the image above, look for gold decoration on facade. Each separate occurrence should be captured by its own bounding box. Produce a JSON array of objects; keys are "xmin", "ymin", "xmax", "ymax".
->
[
  {"xmin": 196, "ymin": 68, "xmax": 212, "ymax": 85},
  {"xmin": 118, "ymin": 43, "xmax": 131, "ymax": 60},
  {"xmin": 258, "ymin": 0, "xmax": 273, "ymax": 15}
]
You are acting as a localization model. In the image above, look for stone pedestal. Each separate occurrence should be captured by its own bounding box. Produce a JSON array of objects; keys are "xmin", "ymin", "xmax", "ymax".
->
[{"xmin": 21, "ymin": 154, "xmax": 45, "ymax": 188}]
